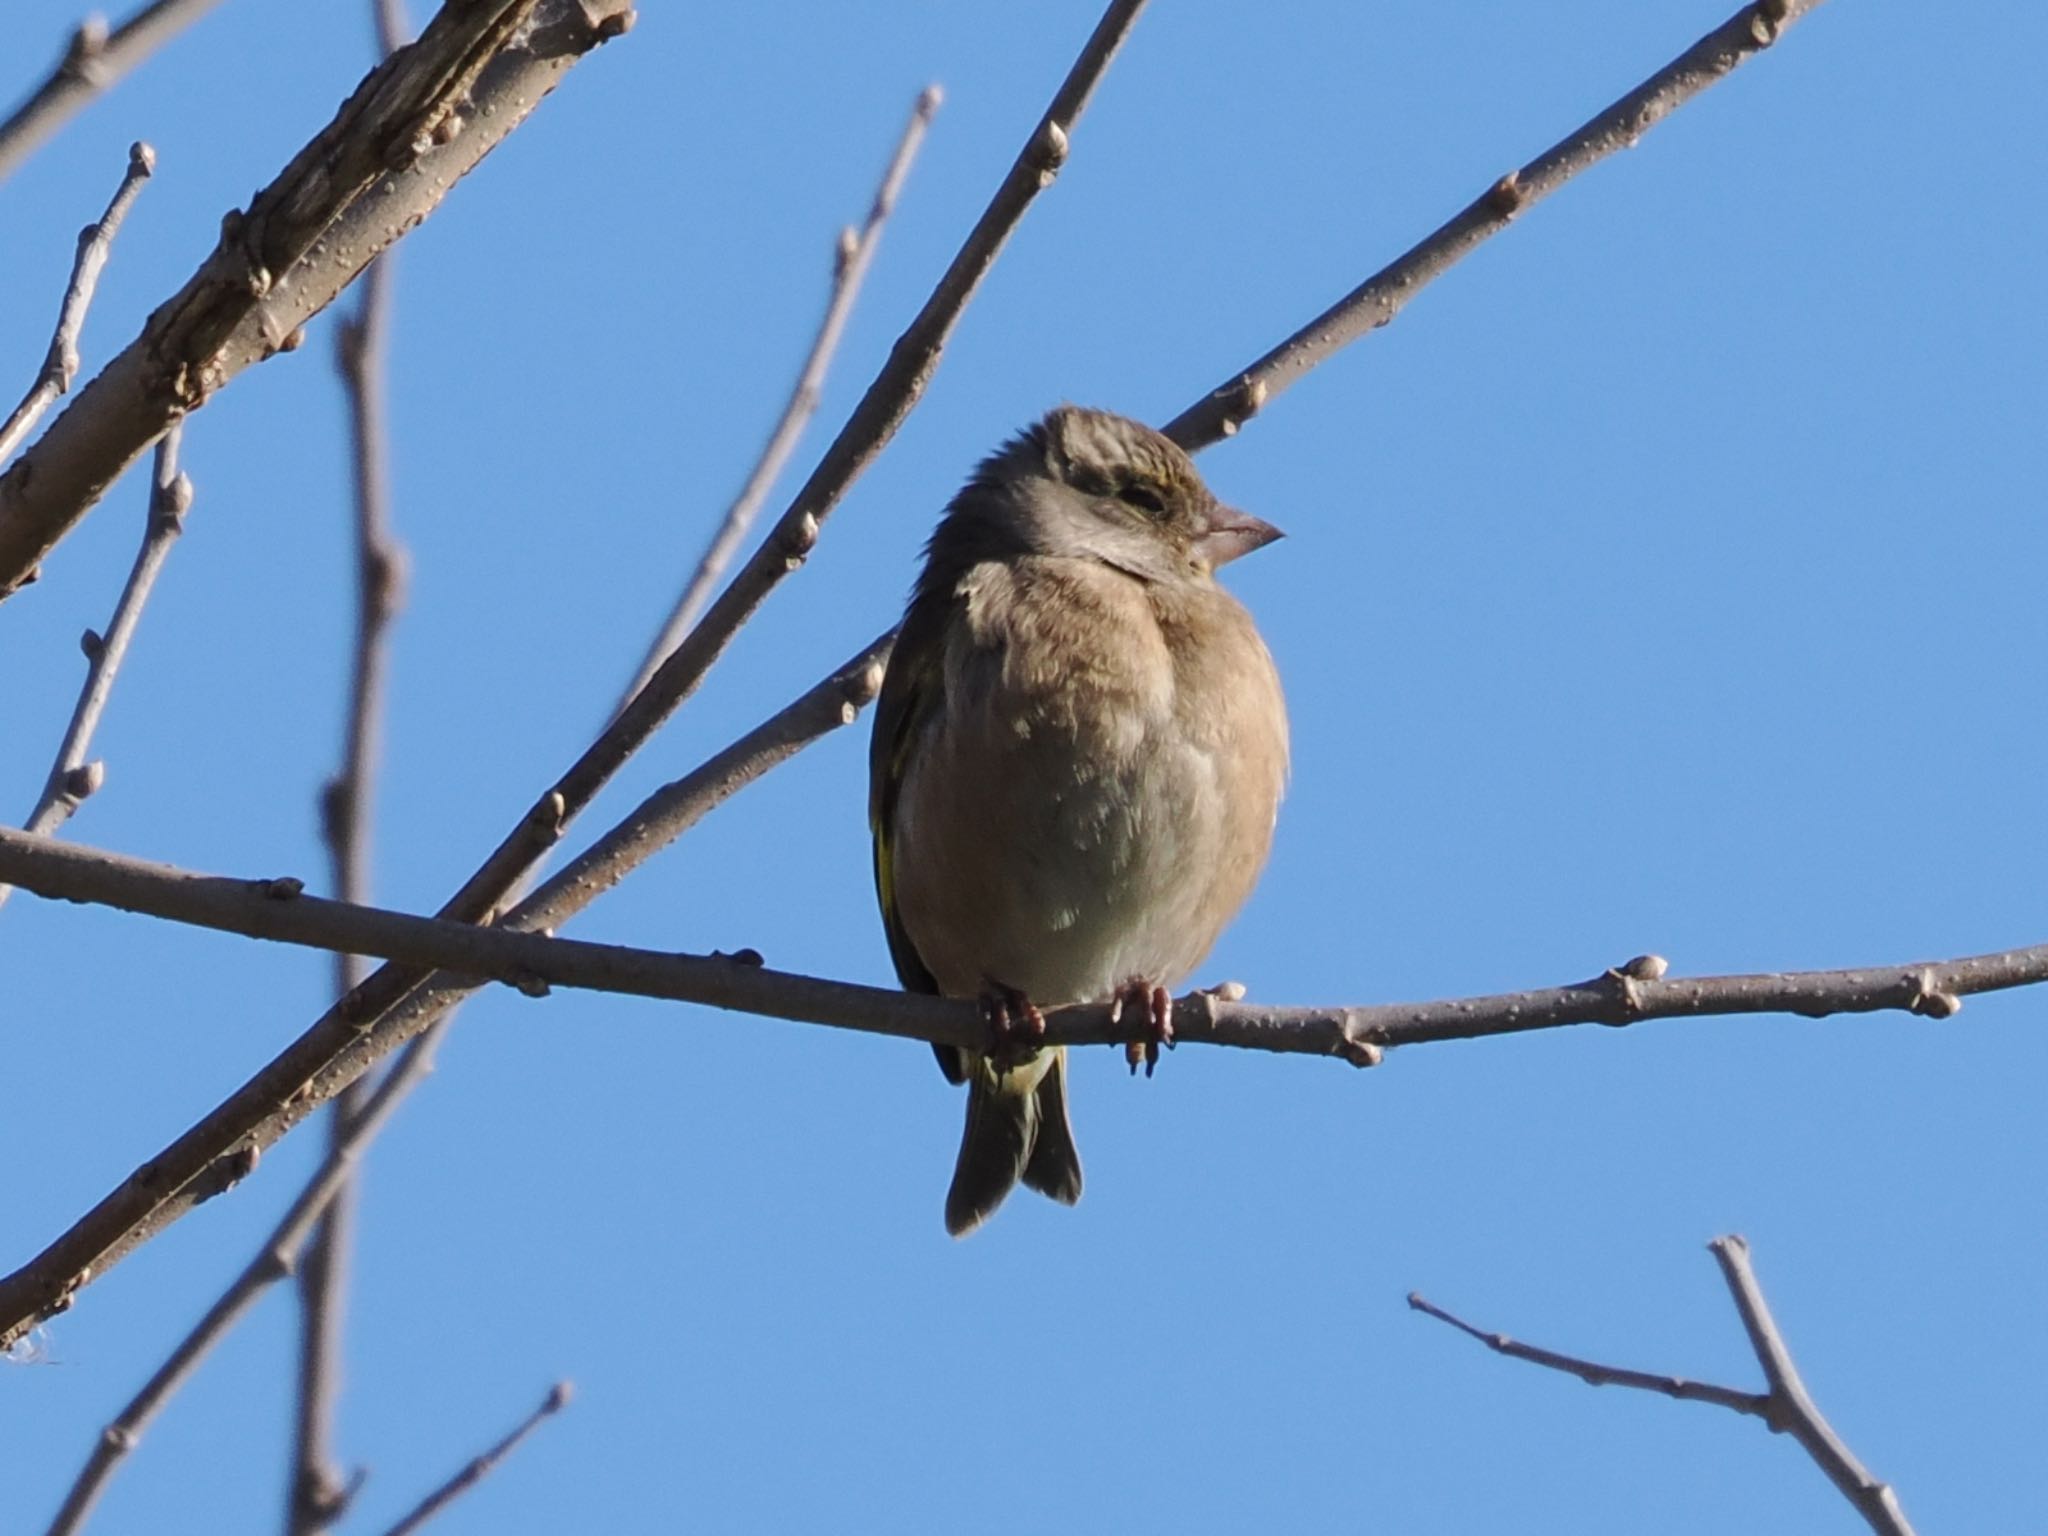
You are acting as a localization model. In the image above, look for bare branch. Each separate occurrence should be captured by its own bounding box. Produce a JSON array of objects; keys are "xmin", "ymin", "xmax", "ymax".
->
[
  {"xmin": 0, "ymin": 1, "xmax": 221, "ymax": 184},
  {"xmin": 375, "ymin": 1383, "xmax": 572, "ymax": 1536},
  {"xmin": 0, "ymin": 0, "xmax": 636, "ymax": 600},
  {"xmin": 617, "ymin": 86, "xmax": 939, "ymax": 715},
  {"xmin": 1, "ymin": 822, "xmax": 2039, "ymax": 1075},
  {"xmin": 290, "ymin": 57, "xmax": 413, "ymax": 1522},
  {"xmin": 1709, "ymin": 1236, "xmax": 1916, "ymax": 1536},
  {"xmin": 1414, "ymin": 1238, "xmax": 1915, "ymax": 1536},
  {"xmin": 1161, "ymin": 0, "xmax": 1828, "ymax": 450},
  {"xmin": 0, "ymin": 631, "xmax": 886, "ymax": 1351},
  {"xmin": 0, "ymin": 142, "xmax": 155, "ymax": 468},
  {"xmin": 0, "ymin": 0, "xmax": 1145, "ymax": 1349},
  {"xmin": 41, "ymin": 1027, "xmax": 443, "ymax": 1536},
  {"xmin": 1406, "ymin": 1292, "xmax": 1768, "ymax": 1417},
  {"xmin": 0, "ymin": 424, "xmax": 188, "ymax": 913}
]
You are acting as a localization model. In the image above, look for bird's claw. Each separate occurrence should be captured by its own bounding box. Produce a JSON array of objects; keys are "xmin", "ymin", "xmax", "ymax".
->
[
  {"xmin": 1110, "ymin": 980, "xmax": 1173, "ymax": 1077},
  {"xmin": 979, "ymin": 981, "xmax": 1045, "ymax": 1070}
]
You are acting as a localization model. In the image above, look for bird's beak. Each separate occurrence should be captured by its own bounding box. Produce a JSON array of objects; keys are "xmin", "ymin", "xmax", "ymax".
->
[{"xmin": 1195, "ymin": 507, "xmax": 1284, "ymax": 568}]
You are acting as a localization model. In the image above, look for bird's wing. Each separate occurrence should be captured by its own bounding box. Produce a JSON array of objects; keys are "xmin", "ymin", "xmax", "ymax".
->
[{"xmin": 869, "ymin": 581, "xmax": 954, "ymax": 1003}]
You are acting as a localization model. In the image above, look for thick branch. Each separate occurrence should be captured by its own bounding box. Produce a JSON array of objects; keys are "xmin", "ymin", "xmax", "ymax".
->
[
  {"xmin": 1413, "ymin": 1237, "xmax": 1914, "ymax": 1536},
  {"xmin": 0, "ymin": 425, "xmax": 189, "ymax": 914},
  {"xmin": 0, "ymin": 142, "xmax": 155, "ymax": 468},
  {"xmin": 0, "ymin": 0, "xmax": 635, "ymax": 599},
  {"xmin": 1161, "ymin": 0, "xmax": 1828, "ymax": 449},
  {"xmin": 0, "ymin": 1, "xmax": 220, "ymax": 185},
  {"xmin": 617, "ymin": 86, "xmax": 939, "ymax": 714}
]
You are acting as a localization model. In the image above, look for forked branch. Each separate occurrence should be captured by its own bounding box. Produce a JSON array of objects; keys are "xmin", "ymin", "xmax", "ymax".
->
[{"xmin": 1411, "ymin": 1235, "xmax": 1914, "ymax": 1536}]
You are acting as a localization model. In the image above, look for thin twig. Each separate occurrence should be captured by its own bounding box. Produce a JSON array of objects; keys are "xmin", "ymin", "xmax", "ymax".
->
[
  {"xmin": 0, "ymin": 0, "xmax": 636, "ymax": 600},
  {"xmin": 0, "ymin": 143, "xmax": 155, "ymax": 467},
  {"xmin": 1160, "ymin": 0, "xmax": 1828, "ymax": 449},
  {"xmin": 375, "ymin": 1382, "xmax": 572, "ymax": 1536},
  {"xmin": 0, "ymin": 826, "xmax": 2036, "ymax": 1073},
  {"xmin": 1405, "ymin": 1292, "xmax": 1768, "ymax": 1417},
  {"xmin": 1412, "ymin": 1238, "xmax": 1915, "ymax": 1536},
  {"xmin": 290, "ymin": 1, "xmax": 413, "ymax": 1501},
  {"xmin": 0, "ymin": 1, "xmax": 220, "ymax": 184},
  {"xmin": 616, "ymin": 86, "xmax": 939, "ymax": 716},
  {"xmin": 0, "ymin": 424, "xmax": 188, "ymax": 914},
  {"xmin": 41, "ymin": 1025, "xmax": 445, "ymax": 1536},
  {"xmin": 1709, "ymin": 1236, "xmax": 1916, "ymax": 1536}
]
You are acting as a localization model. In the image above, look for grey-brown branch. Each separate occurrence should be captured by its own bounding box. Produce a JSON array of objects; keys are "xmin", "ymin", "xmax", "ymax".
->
[
  {"xmin": 0, "ymin": 2, "xmax": 218, "ymax": 184},
  {"xmin": 0, "ymin": 818, "xmax": 2035, "ymax": 1070},
  {"xmin": 0, "ymin": 0, "xmax": 636, "ymax": 598},
  {"xmin": 616, "ymin": 85, "xmax": 940, "ymax": 715},
  {"xmin": 1161, "ymin": 0, "xmax": 1827, "ymax": 450},
  {"xmin": 0, "ymin": 142, "xmax": 155, "ymax": 467},
  {"xmin": 0, "ymin": 425, "xmax": 188, "ymax": 914},
  {"xmin": 1412, "ymin": 1235, "xmax": 1915, "ymax": 1536}
]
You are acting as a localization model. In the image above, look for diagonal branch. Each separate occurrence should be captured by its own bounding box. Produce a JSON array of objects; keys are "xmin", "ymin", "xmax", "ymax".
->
[
  {"xmin": 0, "ymin": 631, "xmax": 884, "ymax": 1352},
  {"xmin": 1412, "ymin": 1236, "xmax": 1915, "ymax": 1536},
  {"xmin": 1, "ymin": 821, "xmax": 2040, "ymax": 1073},
  {"xmin": 0, "ymin": 1, "xmax": 220, "ymax": 185},
  {"xmin": 0, "ymin": 0, "xmax": 1146, "ymax": 1353},
  {"xmin": 1161, "ymin": 0, "xmax": 1828, "ymax": 449},
  {"xmin": 0, "ymin": 0, "xmax": 636, "ymax": 600},
  {"xmin": 1709, "ymin": 1236, "xmax": 1915, "ymax": 1536},
  {"xmin": 374, "ymin": 1382, "xmax": 571, "ymax": 1536},
  {"xmin": 616, "ymin": 85, "xmax": 940, "ymax": 715},
  {"xmin": 0, "ymin": 424, "xmax": 189, "ymax": 914},
  {"xmin": 1406, "ymin": 1291, "xmax": 1768, "ymax": 1417},
  {"xmin": 0, "ymin": 0, "xmax": 1845, "ymax": 1352},
  {"xmin": 41, "ymin": 1022, "xmax": 445, "ymax": 1536},
  {"xmin": 0, "ymin": 142, "xmax": 156, "ymax": 468}
]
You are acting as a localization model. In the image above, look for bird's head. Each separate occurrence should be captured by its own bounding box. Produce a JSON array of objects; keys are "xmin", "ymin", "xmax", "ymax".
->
[{"xmin": 968, "ymin": 406, "xmax": 1282, "ymax": 583}]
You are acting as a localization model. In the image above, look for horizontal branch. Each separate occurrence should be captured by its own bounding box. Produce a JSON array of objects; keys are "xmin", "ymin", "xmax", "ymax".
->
[
  {"xmin": 2, "ymin": 823, "xmax": 2039, "ymax": 1070},
  {"xmin": 0, "ymin": 0, "xmax": 223, "ymax": 185},
  {"xmin": 1161, "ymin": 0, "xmax": 1828, "ymax": 449},
  {"xmin": 0, "ymin": 0, "xmax": 635, "ymax": 598}
]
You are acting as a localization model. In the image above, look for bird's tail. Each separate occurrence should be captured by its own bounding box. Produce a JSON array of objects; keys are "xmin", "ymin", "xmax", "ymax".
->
[{"xmin": 945, "ymin": 1047, "xmax": 1082, "ymax": 1237}]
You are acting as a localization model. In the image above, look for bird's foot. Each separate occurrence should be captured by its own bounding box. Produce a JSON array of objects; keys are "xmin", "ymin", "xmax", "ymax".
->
[
  {"xmin": 978, "ymin": 981, "xmax": 1045, "ymax": 1070},
  {"xmin": 1110, "ymin": 980, "xmax": 1173, "ymax": 1077}
]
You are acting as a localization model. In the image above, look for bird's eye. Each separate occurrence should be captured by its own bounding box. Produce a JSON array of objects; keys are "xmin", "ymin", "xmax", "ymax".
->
[{"xmin": 1116, "ymin": 481, "xmax": 1167, "ymax": 516}]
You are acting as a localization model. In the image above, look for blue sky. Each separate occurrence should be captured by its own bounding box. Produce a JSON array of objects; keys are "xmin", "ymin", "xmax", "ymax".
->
[{"xmin": 3, "ymin": 1, "xmax": 2044, "ymax": 1531}]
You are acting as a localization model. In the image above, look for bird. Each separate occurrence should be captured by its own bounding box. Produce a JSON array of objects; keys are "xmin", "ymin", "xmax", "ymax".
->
[{"xmin": 868, "ymin": 405, "xmax": 1289, "ymax": 1236}]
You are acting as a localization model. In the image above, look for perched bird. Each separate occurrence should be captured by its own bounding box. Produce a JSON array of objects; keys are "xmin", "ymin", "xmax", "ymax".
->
[{"xmin": 869, "ymin": 405, "xmax": 1289, "ymax": 1236}]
